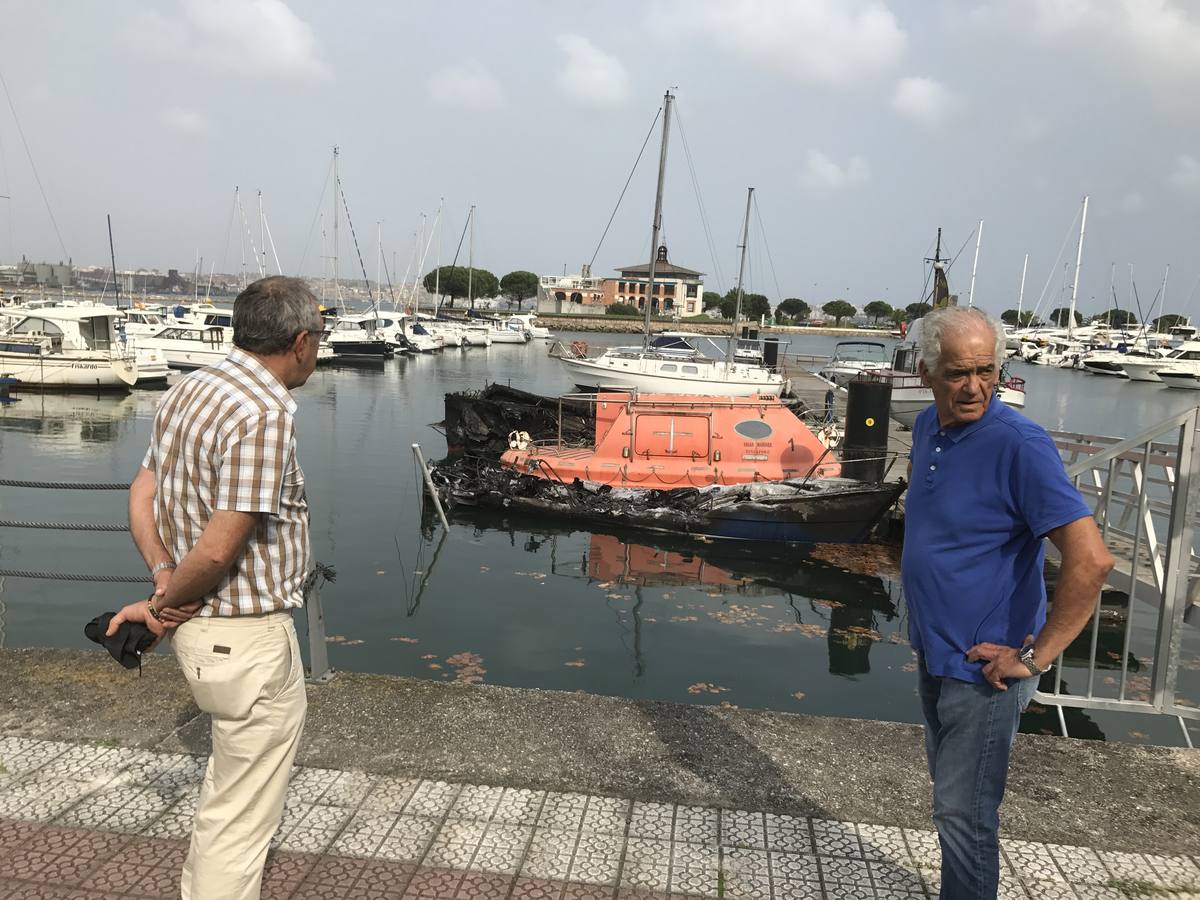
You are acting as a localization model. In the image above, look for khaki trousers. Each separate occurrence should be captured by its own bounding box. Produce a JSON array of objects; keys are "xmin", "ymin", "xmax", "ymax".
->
[{"xmin": 172, "ymin": 611, "xmax": 307, "ymax": 900}]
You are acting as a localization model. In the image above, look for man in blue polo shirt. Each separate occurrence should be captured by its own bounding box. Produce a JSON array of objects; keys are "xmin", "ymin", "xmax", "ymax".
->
[{"xmin": 902, "ymin": 307, "xmax": 1113, "ymax": 900}]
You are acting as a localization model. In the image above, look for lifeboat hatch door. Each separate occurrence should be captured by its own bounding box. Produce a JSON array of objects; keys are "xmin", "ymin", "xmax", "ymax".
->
[{"xmin": 633, "ymin": 414, "xmax": 710, "ymax": 458}]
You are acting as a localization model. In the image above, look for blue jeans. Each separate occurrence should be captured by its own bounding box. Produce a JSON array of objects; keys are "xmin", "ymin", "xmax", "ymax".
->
[{"xmin": 917, "ymin": 653, "xmax": 1038, "ymax": 900}]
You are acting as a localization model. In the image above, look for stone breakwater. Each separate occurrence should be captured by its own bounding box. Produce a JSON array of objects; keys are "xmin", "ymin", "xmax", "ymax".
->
[{"xmin": 535, "ymin": 316, "xmax": 880, "ymax": 337}]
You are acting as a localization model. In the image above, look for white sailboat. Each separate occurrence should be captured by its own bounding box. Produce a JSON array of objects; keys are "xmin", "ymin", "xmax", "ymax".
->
[{"xmin": 555, "ymin": 93, "xmax": 787, "ymax": 397}]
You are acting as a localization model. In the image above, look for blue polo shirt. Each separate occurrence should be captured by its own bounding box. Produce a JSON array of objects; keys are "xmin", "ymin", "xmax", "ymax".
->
[{"xmin": 901, "ymin": 399, "xmax": 1091, "ymax": 684}]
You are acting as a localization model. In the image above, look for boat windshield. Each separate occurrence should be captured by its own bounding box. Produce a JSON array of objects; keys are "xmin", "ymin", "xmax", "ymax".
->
[{"xmin": 831, "ymin": 341, "xmax": 888, "ymax": 363}]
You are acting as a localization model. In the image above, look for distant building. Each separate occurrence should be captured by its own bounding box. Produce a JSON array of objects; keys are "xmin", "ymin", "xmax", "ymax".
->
[
  {"xmin": 0, "ymin": 258, "xmax": 72, "ymax": 288},
  {"xmin": 537, "ymin": 246, "xmax": 706, "ymax": 318},
  {"xmin": 604, "ymin": 245, "xmax": 705, "ymax": 318}
]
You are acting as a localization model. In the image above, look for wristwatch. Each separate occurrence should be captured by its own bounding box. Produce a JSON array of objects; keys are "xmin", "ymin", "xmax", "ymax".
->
[
  {"xmin": 150, "ymin": 560, "xmax": 176, "ymax": 577},
  {"xmin": 1019, "ymin": 644, "xmax": 1049, "ymax": 677}
]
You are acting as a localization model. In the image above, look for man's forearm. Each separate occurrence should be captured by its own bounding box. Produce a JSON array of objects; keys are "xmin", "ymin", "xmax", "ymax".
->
[
  {"xmin": 1035, "ymin": 562, "xmax": 1112, "ymax": 668},
  {"xmin": 129, "ymin": 469, "xmax": 171, "ymax": 570},
  {"xmin": 158, "ymin": 552, "xmax": 235, "ymax": 611}
]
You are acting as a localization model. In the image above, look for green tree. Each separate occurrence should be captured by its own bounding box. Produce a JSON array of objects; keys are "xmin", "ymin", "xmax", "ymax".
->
[
  {"xmin": 1089, "ymin": 309, "xmax": 1137, "ymax": 326},
  {"xmin": 1154, "ymin": 313, "xmax": 1190, "ymax": 331},
  {"xmin": 776, "ymin": 298, "xmax": 811, "ymax": 323},
  {"xmin": 822, "ymin": 299, "xmax": 856, "ymax": 326},
  {"xmin": 889, "ymin": 308, "xmax": 907, "ymax": 325},
  {"xmin": 422, "ymin": 265, "xmax": 499, "ymax": 309},
  {"xmin": 1048, "ymin": 307, "xmax": 1083, "ymax": 327},
  {"xmin": 499, "ymin": 270, "xmax": 539, "ymax": 310},
  {"xmin": 719, "ymin": 289, "xmax": 771, "ymax": 321},
  {"xmin": 1001, "ymin": 309, "xmax": 1039, "ymax": 327},
  {"xmin": 905, "ymin": 302, "xmax": 932, "ymax": 319},
  {"xmin": 606, "ymin": 302, "xmax": 640, "ymax": 317},
  {"xmin": 702, "ymin": 291, "xmax": 723, "ymax": 312},
  {"xmin": 863, "ymin": 300, "xmax": 893, "ymax": 324}
]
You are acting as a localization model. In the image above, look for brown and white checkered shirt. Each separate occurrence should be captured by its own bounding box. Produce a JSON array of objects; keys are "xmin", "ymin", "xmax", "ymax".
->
[{"xmin": 142, "ymin": 347, "xmax": 310, "ymax": 616}]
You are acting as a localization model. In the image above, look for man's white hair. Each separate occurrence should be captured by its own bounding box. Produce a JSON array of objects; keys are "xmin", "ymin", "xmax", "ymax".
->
[{"xmin": 918, "ymin": 307, "xmax": 1006, "ymax": 373}]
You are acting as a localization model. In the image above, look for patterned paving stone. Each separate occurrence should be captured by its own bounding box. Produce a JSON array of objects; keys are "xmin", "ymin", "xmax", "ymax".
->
[
  {"xmin": 812, "ymin": 820, "xmax": 862, "ymax": 859},
  {"xmin": 0, "ymin": 736, "xmax": 1193, "ymax": 900}
]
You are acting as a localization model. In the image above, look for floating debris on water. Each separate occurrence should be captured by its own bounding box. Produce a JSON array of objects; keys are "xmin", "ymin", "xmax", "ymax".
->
[
  {"xmin": 391, "ymin": 636, "xmax": 420, "ymax": 644},
  {"xmin": 446, "ymin": 651, "xmax": 487, "ymax": 684},
  {"xmin": 564, "ymin": 659, "xmax": 586, "ymax": 668},
  {"xmin": 688, "ymin": 682, "xmax": 730, "ymax": 695},
  {"xmin": 792, "ymin": 691, "xmax": 806, "ymax": 701}
]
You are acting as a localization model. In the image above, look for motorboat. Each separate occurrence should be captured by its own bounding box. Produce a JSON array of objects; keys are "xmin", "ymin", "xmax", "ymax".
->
[
  {"xmin": 506, "ymin": 312, "xmax": 552, "ymax": 340},
  {"xmin": 323, "ymin": 313, "xmax": 394, "ymax": 360},
  {"xmin": 486, "ymin": 317, "xmax": 531, "ymax": 344},
  {"xmin": 136, "ymin": 324, "xmax": 231, "ymax": 370},
  {"xmin": 1157, "ymin": 370, "xmax": 1200, "ymax": 391},
  {"xmin": 1079, "ymin": 345, "xmax": 1169, "ymax": 378},
  {"xmin": 553, "ymin": 333, "xmax": 789, "ymax": 397},
  {"xmin": 429, "ymin": 390, "xmax": 904, "ymax": 544},
  {"xmin": 400, "ymin": 316, "xmax": 444, "ymax": 353},
  {"xmin": 0, "ymin": 305, "xmax": 139, "ymax": 389},
  {"xmin": 816, "ymin": 340, "xmax": 890, "ymax": 386},
  {"xmin": 1122, "ymin": 341, "xmax": 1200, "ymax": 383}
]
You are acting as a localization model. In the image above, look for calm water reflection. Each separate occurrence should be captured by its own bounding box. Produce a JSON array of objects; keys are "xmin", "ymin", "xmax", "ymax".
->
[{"xmin": 0, "ymin": 332, "xmax": 1196, "ymax": 746}]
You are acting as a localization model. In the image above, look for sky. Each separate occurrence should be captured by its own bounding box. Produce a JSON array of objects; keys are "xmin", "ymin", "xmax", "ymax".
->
[{"xmin": 1, "ymin": 0, "xmax": 1198, "ymax": 321}]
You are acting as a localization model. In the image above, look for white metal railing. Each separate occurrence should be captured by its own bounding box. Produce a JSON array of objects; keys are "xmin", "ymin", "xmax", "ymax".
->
[{"xmin": 1041, "ymin": 408, "xmax": 1200, "ymax": 746}]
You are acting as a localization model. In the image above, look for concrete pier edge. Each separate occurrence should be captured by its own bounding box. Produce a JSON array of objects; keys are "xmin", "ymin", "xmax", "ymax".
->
[{"xmin": 0, "ymin": 648, "xmax": 1195, "ymax": 856}]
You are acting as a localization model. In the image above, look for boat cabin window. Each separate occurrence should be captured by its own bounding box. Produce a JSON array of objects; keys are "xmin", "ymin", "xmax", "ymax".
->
[
  {"xmin": 734, "ymin": 420, "xmax": 773, "ymax": 440},
  {"xmin": 1179, "ymin": 351, "xmax": 1200, "ymax": 361},
  {"xmin": 203, "ymin": 314, "xmax": 233, "ymax": 328},
  {"xmin": 78, "ymin": 316, "xmax": 114, "ymax": 351},
  {"xmin": 681, "ymin": 365, "xmax": 699, "ymax": 374},
  {"xmin": 893, "ymin": 346, "xmax": 919, "ymax": 373},
  {"xmin": 633, "ymin": 414, "xmax": 711, "ymax": 459},
  {"xmin": 659, "ymin": 363, "xmax": 678, "ymax": 372},
  {"xmin": 13, "ymin": 317, "xmax": 64, "ymax": 338}
]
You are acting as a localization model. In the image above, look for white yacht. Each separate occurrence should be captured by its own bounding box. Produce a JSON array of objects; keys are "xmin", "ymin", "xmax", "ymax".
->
[
  {"xmin": 324, "ymin": 315, "xmax": 394, "ymax": 360},
  {"xmin": 486, "ymin": 317, "xmax": 531, "ymax": 344},
  {"xmin": 136, "ymin": 324, "xmax": 232, "ymax": 370},
  {"xmin": 816, "ymin": 340, "xmax": 891, "ymax": 386},
  {"xmin": 506, "ymin": 312, "xmax": 552, "ymax": 340},
  {"xmin": 555, "ymin": 333, "xmax": 788, "ymax": 396},
  {"xmin": 1121, "ymin": 341, "xmax": 1200, "ymax": 383},
  {"xmin": 0, "ymin": 305, "xmax": 139, "ymax": 389}
]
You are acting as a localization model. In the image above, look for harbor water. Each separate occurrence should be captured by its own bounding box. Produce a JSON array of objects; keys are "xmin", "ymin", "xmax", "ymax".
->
[{"xmin": 0, "ymin": 331, "xmax": 1197, "ymax": 746}]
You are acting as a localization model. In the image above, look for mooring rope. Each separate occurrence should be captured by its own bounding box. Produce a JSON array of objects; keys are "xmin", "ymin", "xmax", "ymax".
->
[
  {"xmin": 0, "ymin": 520, "xmax": 129, "ymax": 532},
  {"xmin": 0, "ymin": 478, "xmax": 129, "ymax": 491},
  {"xmin": 0, "ymin": 569, "xmax": 148, "ymax": 583}
]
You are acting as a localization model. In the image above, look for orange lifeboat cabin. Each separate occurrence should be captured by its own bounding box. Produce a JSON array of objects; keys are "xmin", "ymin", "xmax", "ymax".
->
[{"xmin": 501, "ymin": 392, "xmax": 840, "ymax": 489}]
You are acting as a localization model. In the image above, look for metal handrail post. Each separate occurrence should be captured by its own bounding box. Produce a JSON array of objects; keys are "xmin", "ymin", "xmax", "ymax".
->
[
  {"xmin": 1153, "ymin": 408, "xmax": 1200, "ymax": 711},
  {"xmin": 303, "ymin": 577, "xmax": 335, "ymax": 683}
]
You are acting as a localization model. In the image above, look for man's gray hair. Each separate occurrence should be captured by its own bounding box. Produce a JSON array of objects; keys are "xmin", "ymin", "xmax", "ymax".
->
[
  {"xmin": 918, "ymin": 307, "xmax": 1006, "ymax": 373},
  {"xmin": 232, "ymin": 276, "xmax": 322, "ymax": 355}
]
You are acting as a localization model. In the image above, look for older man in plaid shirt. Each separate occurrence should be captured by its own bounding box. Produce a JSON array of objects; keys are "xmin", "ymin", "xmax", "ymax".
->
[{"xmin": 109, "ymin": 276, "xmax": 324, "ymax": 900}]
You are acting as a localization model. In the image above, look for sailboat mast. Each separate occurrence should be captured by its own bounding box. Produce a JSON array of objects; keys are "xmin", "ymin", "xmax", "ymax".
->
[
  {"xmin": 258, "ymin": 191, "xmax": 266, "ymax": 277},
  {"xmin": 467, "ymin": 204, "xmax": 475, "ymax": 309},
  {"xmin": 728, "ymin": 187, "xmax": 754, "ymax": 363},
  {"xmin": 107, "ymin": 213, "xmax": 120, "ymax": 309},
  {"xmin": 1016, "ymin": 253, "xmax": 1028, "ymax": 326},
  {"xmin": 332, "ymin": 146, "xmax": 340, "ymax": 304},
  {"xmin": 236, "ymin": 186, "xmax": 246, "ymax": 291},
  {"xmin": 1067, "ymin": 194, "xmax": 1089, "ymax": 339},
  {"xmin": 967, "ymin": 219, "xmax": 983, "ymax": 308},
  {"xmin": 434, "ymin": 197, "xmax": 443, "ymax": 310},
  {"xmin": 642, "ymin": 90, "xmax": 673, "ymax": 350}
]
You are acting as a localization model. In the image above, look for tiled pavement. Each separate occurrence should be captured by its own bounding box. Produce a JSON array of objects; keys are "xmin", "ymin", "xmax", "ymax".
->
[{"xmin": 0, "ymin": 737, "xmax": 1197, "ymax": 899}]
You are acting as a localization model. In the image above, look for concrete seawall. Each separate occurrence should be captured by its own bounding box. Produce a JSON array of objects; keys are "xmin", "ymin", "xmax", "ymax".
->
[{"xmin": 1, "ymin": 647, "xmax": 1195, "ymax": 856}]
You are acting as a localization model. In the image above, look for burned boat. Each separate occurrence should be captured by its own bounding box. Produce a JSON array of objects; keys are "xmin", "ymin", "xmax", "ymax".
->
[{"xmin": 429, "ymin": 391, "xmax": 904, "ymax": 544}]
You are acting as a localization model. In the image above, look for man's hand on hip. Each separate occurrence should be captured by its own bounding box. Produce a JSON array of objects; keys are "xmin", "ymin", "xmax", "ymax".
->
[{"xmin": 966, "ymin": 641, "xmax": 1035, "ymax": 691}]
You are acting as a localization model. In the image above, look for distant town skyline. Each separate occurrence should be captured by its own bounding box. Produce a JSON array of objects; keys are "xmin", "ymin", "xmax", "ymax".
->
[{"xmin": 1, "ymin": 1, "xmax": 1198, "ymax": 321}]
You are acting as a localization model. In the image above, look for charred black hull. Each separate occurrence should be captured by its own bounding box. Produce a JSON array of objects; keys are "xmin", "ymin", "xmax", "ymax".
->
[{"xmin": 429, "ymin": 458, "xmax": 904, "ymax": 545}]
